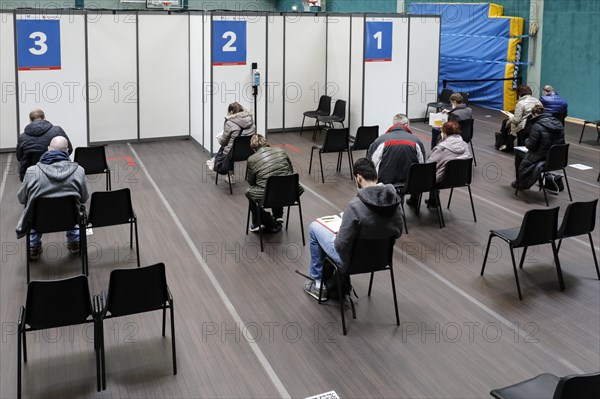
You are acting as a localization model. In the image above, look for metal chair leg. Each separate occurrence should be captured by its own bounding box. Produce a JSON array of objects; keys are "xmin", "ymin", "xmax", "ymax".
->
[
  {"xmin": 481, "ymin": 234, "xmax": 494, "ymax": 275},
  {"xmin": 588, "ymin": 232, "xmax": 600, "ymax": 279},
  {"xmin": 337, "ymin": 272, "xmax": 347, "ymax": 335},
  {"xmin": 318, "ymin": 152, "xmax": 325, "ymax": 183},
  {"xmin": 563, "ymin": 168, "xmax": 572, "ymax": 201},
  {"xmin": 298, "ymin": 202, "xmax": 306, "ymax": 246},
  {"xmin": 347, "ymin": 149, "xmax": 353, "ymax": 180},
  {"xmin": 509, "ymin": 247, "xmax": 523, "ymax": 300},
  {"xmin": 468, "ymin": 185, "xmax": 477, "ymax": 222},
  {"xmin": 518, "ymin": 246, "xmax": 528, "ymax": 269},
  {"xmin": 389, "ymin": 266, "xmax": 400, "ymax": 326}
]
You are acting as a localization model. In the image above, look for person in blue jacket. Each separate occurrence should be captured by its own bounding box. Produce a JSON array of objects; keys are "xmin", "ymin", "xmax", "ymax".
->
[{"xmin": 540, "ymin": 85, "xmax": 568, "ymax": 125}]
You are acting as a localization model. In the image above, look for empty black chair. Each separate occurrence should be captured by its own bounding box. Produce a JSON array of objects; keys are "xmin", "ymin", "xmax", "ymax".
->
[
  {"xmin": 19, "ymin": 151, "xmax": 45, "ymax": 182},
  {"xmin": 396, "ymin": 162, "xmax": 444, "ymax": 232},
  {"xmin": 314, "ymin": 99, "xmax": 346, "ymax": 140},
  {"xmin": 309, "ymin": 128, "xmax": 353, "ymax": 183},
  {"xmin": 245, "ymin": 174, "xmax": 305, "ymax": 252},
  {"xmin": 556, "ymin": 199, "xmax": 599, "ymax": 279},
  {"xmin": 578, "ymin": 119, "xmax": 599, "ymax": 144},
  {"xmin": 300, "ymin": 95, "xmax": 331, "ymax": 135},
  {"xmin": 425, "ymin": 88, "xmax": 453, "ymax": 115},
  {"xmin": 458, "ymin": 118, "xmax": 477, "ymax": 166},
  {"xmin": 95, "ymin": 263, "xmax": 176, "ymax": 389},
  {"xmin": 318, "ymin": 237, "xmax": 399, "ymax": 335},
  {"xmin": 539, "ymin": 143, "xmax": 572, "ymax": 206},
  {"xmin": 480, "ymin": 207, "xmax": 564, "ymax": 300},
  {"xmin": 215, "ymin": 135, "xmax": 254, "ymax": 195},
  {"xmin": 348, "ymin": 125, "xmax": 379, "ymax": 166},
  {"xmin": 87, "ymin": 188, "xmax": 140, "ymax": 267},
  {"xmin": 26, "ymin": 196, "xmax": 88, "ymax": 282},
  {"xmin": 490, "ymin": 371, "xmax": 600, "ymax": 399},
  {"xmin": 437, "ymin": 158, "xmax": 476, "ymax": 223},
  {"xmin": 74, "ymin": 146, "xmax": 111, "ymax": 191},
  {"xmin": 18, "ymin": 275, "xmax": 101, "ymax": 398}
]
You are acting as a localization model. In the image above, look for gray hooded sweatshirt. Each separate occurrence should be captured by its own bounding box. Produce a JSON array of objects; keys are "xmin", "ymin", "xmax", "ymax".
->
[
  {"xmin": 16, "ymin": 159, "xmax": 89, "ymax": 239},
  {"xmin": 427, "ymin": 134, "xmax": 471, "ymax": 183},
  {"xmin": 334, "ymin": 183, "xmax": 403, "ymax": 269}
]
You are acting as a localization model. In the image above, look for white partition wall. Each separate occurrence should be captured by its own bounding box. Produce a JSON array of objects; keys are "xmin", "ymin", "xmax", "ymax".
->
[
  {"xmin": 138, "ymin": 13, "xmax": 189, "ymax": 139},
  {"xmin": 1, "ymin": 12, "xmax": 18, "ymax": 150},
  {"xmin": 189, "ymin": 12, "xmax": 204, "ymax": 147},
  {"xmin": 266, "ymin": 14, "xmax": 284, "ymax": 132},
  {"xmin": 16, "ymin": 12, "xmax": 88, "ymax": 151},
  {"xmin": 407, "ymin": 15, "xmax": 441, "ymax": 119},
  {"xmin": 283, "ymin": 14, "xmax": 327, "ymax": 130},
  {"xmin": 326, "ymin": 14, "xmax": 351, "ymax": 130},
  {"xmin": 87, "ymin": 11, "xmax": 138, "ymax": 143},
  {"xmin": 202, "ymin": 13, "xmax": 212, "ymax": 150},
  {"xmin": 348, "ymin": 15, "xmax": 365, "ymax": 137}
]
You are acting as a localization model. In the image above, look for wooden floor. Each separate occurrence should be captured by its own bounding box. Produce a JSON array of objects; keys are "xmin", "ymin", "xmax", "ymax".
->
[{"xmin": 1, "ymin": 107, "xmax": 599, "ymax": 398}]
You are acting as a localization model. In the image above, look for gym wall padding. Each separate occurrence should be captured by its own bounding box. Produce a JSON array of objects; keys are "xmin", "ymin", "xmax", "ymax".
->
[
  {"xmin": 348, "ymin": 15, "xmax": 365, "ymax": 137},
  {"xmin": 0, "ymin": 12, "xmax": 18, "ymax": 150},
  {"xmin": 266, "ymin": 14, "xmax": 284, "ymax": 132},
  {"xmin": 325, "ymin": 15, "xmax": 351, "ymax": 128},
  {"xmin": 138, "ymin": 13, "xmax": 189, "ymax": 140},
  {"xmin": 189, "ymin": 12, "xmax": 204, "ymax": 147},
  {"xmin": 16, "ymin": 12, "xmax": 88, "ymax": 151},
  {"xmin": 87, "ymin": 12, "xmax": 138, "ymax": 143}
]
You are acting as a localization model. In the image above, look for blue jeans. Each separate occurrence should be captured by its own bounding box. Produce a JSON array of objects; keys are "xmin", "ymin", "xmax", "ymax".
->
[
  {"xmin": 308, "ymin": 221, "xmax": 343, "ymax": 280},
  {"xmin": 29, "ymin": 228, "xmax": 80, "ymax": 248}
]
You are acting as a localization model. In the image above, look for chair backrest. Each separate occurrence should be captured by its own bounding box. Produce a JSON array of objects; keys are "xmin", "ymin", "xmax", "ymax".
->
[
  {"xmin": 74, "ymin": 146, "xmax": 108, "ymax": 175},
  {"xmin": 544, "ymin": 143, "xmax": 569, "ymax": 172},
  {"xmin": 438, "ymin": 158, "xmax": 473, "ymax": 189},
  {"xmin": 31, "ymin": 196, "xmax": 81, "ymax": 234},
  {"xmin": 317, "ymin": 95, "xmax": 332, "ymax": 114},
  {"xmin": 458, "ymin": 118, "xmax": 474, "ymax": 143},
  {"xmin": 553, "ymin": 372, "xmax": 600, "ymax": 399},
  {"xmin": 262, "ymin": 174, "xmax": 300, "ymax": 208},
  {"xmin": 345, "ymin": 237, "xmax": 395, "ymax": 275},
  {"xmin": 322, "ymin": 128, "xmax": 350, "ymax": 153},
  {"xmin": 88, "ymin": 188, "xmax": 135, "ymax": 228},
  {"xmin": 106, "ymin": 263, "xmax": 170, "ymax": 317},
  {"xmin": 514, "ymin": 207, "xmax": 559, "ymax": 247},
  {"xmin": 352, "ymin": 125, "xmax": 379, "ymax": 151},
  {"xmin": 24, "ymin": 275, "xmax": 93, "ymax": 330},
  {"xmin": 439, "ymin": 88, "xmax": 453, "ymax": 103},
  {"xmin": 558, "ymin": 199, "xmax": 597, "ymax": 239},
  {"xmin": 230, "ymin": 135, "xmax": 254, "ymax": 163},
  {"xmin": 404, "ymin": 162, "xmax": 437, "ymax": 195},
  {"xmin": 27, "ymin": 151, "xmax": 45, "ymax": 168},
  {"xmin": 332, "ymin": 99, "xmax": 347, "ymax": 120}
]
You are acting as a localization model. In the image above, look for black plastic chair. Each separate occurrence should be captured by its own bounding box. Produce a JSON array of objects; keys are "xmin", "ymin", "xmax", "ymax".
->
[
  {"xmin": 18, "ymin": 275, "xmax": 101, "ymax": 398},
  {"xmin": 458, "ymin": 118, "xmax": 477, "ymax": 166},
  {"xmin": 87, "ymin": 188, "xmax": 140, "ymax": 267},
  {"xmin": 425, "ymin": 88, "xmax": 453, "ymax": 115},
  {"xmin": 578, "ymin": 119, "xmax": 599, "ymax": 144},
  {"xmin": 314, "ymin": 99, "xmax": 346, "ymax": 140},
  {"xmin": 319, "ymin": 237, "xmax": 399, "ymax": 335},
  {"xmin": 245, "ymin": 174, "xmax": 305, "ymax": 252},
  {"xmin": 556, "ymin": 199, "xmax": 599, "ymax": 279},
  {"xmin": 95, "ymin": 263, "xmax": 176, "ymax": 390},
  {"xmin": 396, "ymin": 162, "xmax": 444, "ymax": 232},
  {"xmin": 437, "ymin": 158, "xmax": 476, "ymax": 223},
  {"xmin": 348, "ymin": 125, "xmax": 379, "ymax": 166},
  {"xmin": 74, "ymin": 146, "xmax": 111, "ymax": 191},
  {"xmin": 490, "ymin": 371, "xmax": 600, "ymax": 399},
  {"xmin": 19, "ymin": 151, "xmax": 45, "ymax": 182},
  {"xmin": 215, "ymin": 135, "xmax": 254, "ymax": 195},
  {"xmin": 26, "ymin": 196, "xmax": 88, "ymax": 282},
  {"xmin": 539, "ymin": 143, "xmax": 573, "ymax": 206},
  {"xmin": 480, "ymin": 207, "xmax": 564, "ymax": 300},
  {"xmin": 309, "ymin": 128, "xmax": 353, "ymax": 183},
  {"xmin": 300, "ymin": 95, "xmax": 331, "ymax": 135}
]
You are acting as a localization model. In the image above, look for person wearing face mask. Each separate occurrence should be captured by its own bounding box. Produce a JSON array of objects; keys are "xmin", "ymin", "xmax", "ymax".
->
[
  {"xmin": 303, "ymin": 158, "xmax": 403, "ymax": 301},
  {"xmin": 431, "ymin": 93, "xmax": 472, "ymax": 149}
]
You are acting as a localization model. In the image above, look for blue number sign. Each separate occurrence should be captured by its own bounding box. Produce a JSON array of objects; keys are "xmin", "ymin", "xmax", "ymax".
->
[
  {"xmin": 212, "ymin": 20, "xmax": 247, "ymax": 66},
  {"xmin": 365, "ymin": 21, "xmax": 392, "ymax": 62},
  {"xmin": 17, "ymin": 19, "xmax": 61, "ymax": 71}
]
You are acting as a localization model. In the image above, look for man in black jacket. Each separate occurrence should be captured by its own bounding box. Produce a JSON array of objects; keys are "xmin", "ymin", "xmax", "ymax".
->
[{"xmin": 16, "ymin": 109, "xmax": 73, "ymax": 181}]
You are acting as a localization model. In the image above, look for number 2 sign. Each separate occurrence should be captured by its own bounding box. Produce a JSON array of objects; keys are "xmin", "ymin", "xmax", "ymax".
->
[
  {"xmin": 17, "ymin": 19, "xmax": 61, "ymax": 71},
  {"xmin": 212, "ymin": 20, "xmax": 247, "ymax": 66},
  {"xmin": 365, "ymin": 21, "xmax": 392, "ymax": 62}
]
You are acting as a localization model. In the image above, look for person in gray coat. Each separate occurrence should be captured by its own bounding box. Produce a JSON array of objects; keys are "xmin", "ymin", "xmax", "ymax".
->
[
  {"xmin": 304, "ymin": 158, "xmax": 403, "ymax": 301},
  {"xmin": 16, "ymin": 136, "xmax": 89, "ymax": 259},
  {"xmin": 212, "ymin": 102, "xmax": 256, "ymax": 174}
]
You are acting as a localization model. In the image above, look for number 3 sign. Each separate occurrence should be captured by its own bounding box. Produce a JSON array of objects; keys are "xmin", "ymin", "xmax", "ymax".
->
[
  {"xmin": 17, "ymin": 19, "xmax": 61, "ymax": 71},
  {"xmin": 365, "ymin": 21, "xmax": 392, "ymax": 62},
  {"xmin": 212, "ymin": 20, "xmax": 247, "ymax": 66}
]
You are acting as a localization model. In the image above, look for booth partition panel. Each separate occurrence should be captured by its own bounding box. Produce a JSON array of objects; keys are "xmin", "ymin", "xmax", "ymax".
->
[
  {"xmin": 349, "ymin": 15, "xmax": 365, "ymax": 138},
  {"xmin": 0, "ymin": 12, "xmax": 17, "ymax": 149},
  {"xmin": 202, "ymin": 13, "xmax": 212, "ymax": 151},
  {"xmin": 266, "ymin": 14, "xmax": 284, "ymax": 132},
  {"xmin": 326, "ymin": 15, "xmax": 351, "ymax": 129},
  {"xmin": 189, "ymin": 12, "xmax": 204, "ymax": 147}
]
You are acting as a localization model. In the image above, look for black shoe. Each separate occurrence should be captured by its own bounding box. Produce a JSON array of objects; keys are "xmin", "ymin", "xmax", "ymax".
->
[
  {"xmin": 425, "ymin": 199, "xmax": 438, "ymax": 208},
  {"xmin": 264, "ymin": 224, "xmax": 282, "ymax": 234},
  {"xmin": 511, "ymin": 181, "xmax": 518, "ymax": 189},
  {"xmin": 406, "ymin": 197, "xmax": 418, "ymax": 207}
]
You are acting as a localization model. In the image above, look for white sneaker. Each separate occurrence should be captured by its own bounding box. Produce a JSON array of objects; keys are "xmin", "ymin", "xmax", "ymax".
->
[
  {"xmin": 499, "ymin": 145, "xmax": 507, "ymax": 151},
  {"xmin": 206, "ymin": 159, "xmax": 214, "ymax": 170}
]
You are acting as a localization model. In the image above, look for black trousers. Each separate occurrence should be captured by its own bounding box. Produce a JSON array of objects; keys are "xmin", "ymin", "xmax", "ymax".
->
[{"xmin": 249, "ymin": 200, "xmax": 283, "ymax": 228}]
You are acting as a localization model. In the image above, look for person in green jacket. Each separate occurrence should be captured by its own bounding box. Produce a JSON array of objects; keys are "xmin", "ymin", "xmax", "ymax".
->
[{"xmin": 246, "ymin": 134, "xmax": 303, "ymax": 233}]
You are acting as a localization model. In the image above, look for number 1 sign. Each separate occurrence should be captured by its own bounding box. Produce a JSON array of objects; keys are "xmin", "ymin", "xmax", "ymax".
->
[
  {"xmin": 17, "ymin": 19, "xmax": 61, "ymax": 71},
  {"xmin": 212, "ymin": 20, "xmax": 247, "ymax": 66},
  {"xmin": 365, "ymin": 21, "xmax": 392, "ymax": 62}
]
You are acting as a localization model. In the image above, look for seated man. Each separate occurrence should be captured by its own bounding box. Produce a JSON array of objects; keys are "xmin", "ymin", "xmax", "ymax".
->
[
  {"xmin": 16, "ymin": 136, "xmax": 89, "ymax": 259},
  {"xmin": 16, "ymin": 109, "xmax": 73, "ymax": 181},
  {"xmin": 540, "ymin": 85, "xmax": 568, "ymax": 125},
  {"xmin": 246, "ymin": 134, "xmax": 303, "ymax": 233},
  {"xmin": 304, "ymin": 158, "xmax": 403, "ymax": 301},
  {"xmin": 431, "ymin": 93, "xmax": 472, "ymax": 149},
  {"xmin": 366, "ymin": 113, "xmax": 425, "ymax": 206}
]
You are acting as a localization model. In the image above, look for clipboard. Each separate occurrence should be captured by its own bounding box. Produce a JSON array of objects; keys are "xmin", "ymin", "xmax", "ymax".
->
[{"xmin": 316, "ymin": 215, "xmax": 343, "ymax": 234}]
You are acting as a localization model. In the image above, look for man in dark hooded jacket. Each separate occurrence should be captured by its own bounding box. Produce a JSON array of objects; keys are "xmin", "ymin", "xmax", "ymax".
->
[
  {"xmin": 304, "ymin": 158, "xmax": 403, "ymax": 301},
  {"xmin": 512, "ymin": 105, "xmax": 565, "ymax": 190},
  {"xmin": 16, "ymin": 109, "xmax": 73, "ymax": 181}
]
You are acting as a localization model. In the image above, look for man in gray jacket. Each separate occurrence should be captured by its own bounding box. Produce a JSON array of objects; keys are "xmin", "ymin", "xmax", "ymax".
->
[
  {"xmin": 304, "ymin": 158, "xmax": 403, "ymax": 301},
  {"xmin": 16, "ymin": 136, "xmax": 89, "ymax": 260}
]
